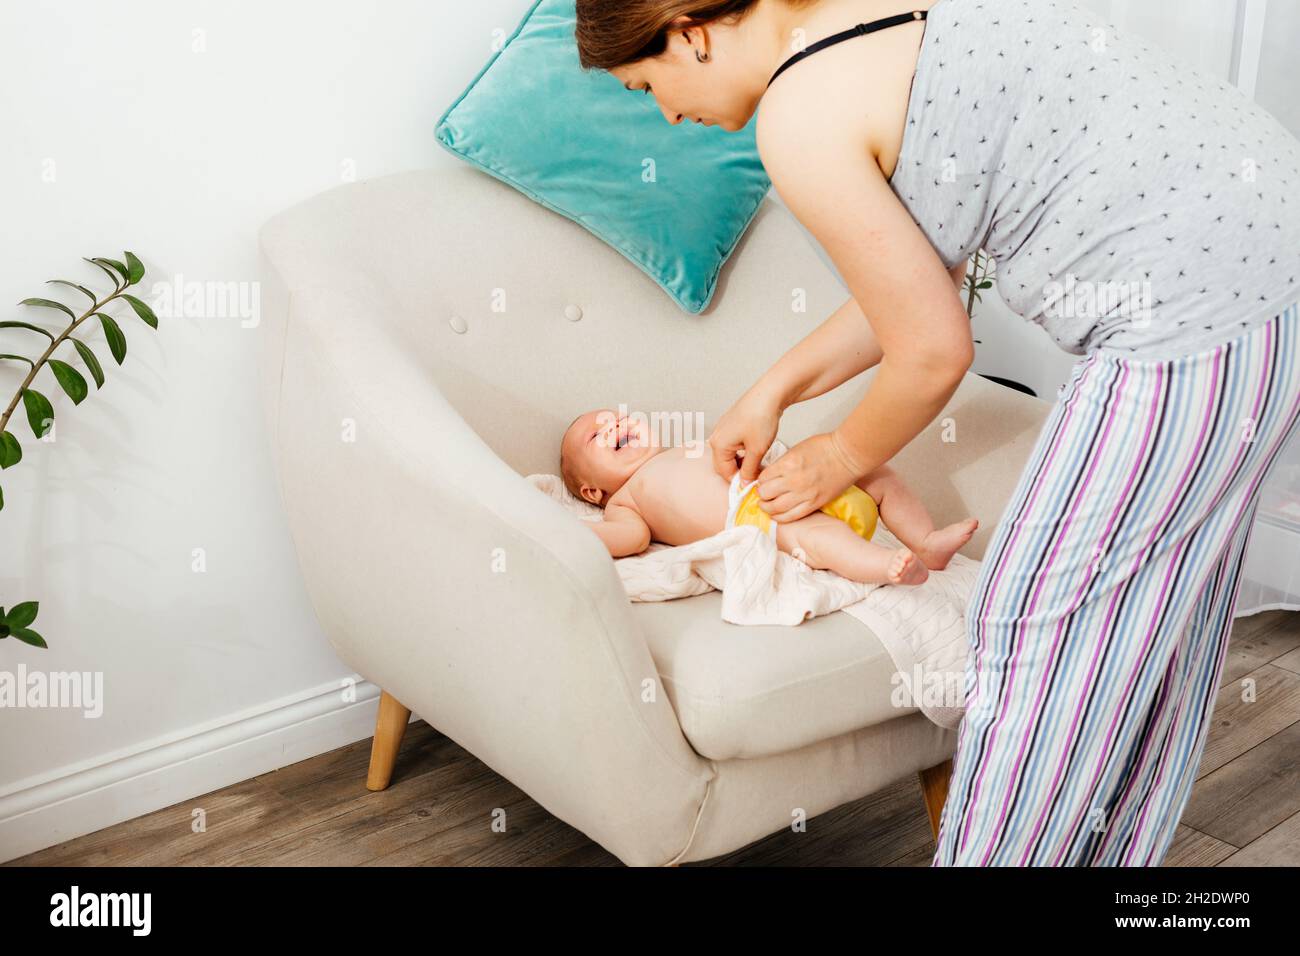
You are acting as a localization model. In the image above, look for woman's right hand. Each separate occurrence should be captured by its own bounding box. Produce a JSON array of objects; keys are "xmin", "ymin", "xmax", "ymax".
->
[{"xmin": 709, "ymin": 388, "xmax": 783, "ymax": 484}]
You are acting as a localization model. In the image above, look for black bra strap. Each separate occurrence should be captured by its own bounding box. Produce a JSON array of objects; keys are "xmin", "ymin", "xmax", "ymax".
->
[{"xmin": 767, "ymin": 10, "xmax": 928, "ymax": 89}]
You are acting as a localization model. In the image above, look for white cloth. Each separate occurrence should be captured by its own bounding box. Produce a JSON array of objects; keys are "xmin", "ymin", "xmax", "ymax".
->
[{"xmin": 527, "ymin": 440, "xmax": 978, "ymax": 729}]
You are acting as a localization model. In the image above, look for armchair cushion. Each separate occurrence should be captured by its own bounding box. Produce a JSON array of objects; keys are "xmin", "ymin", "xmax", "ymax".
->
[{"xmin": 634, "ymin": 592, "xmax": 912, "ymax": 761}]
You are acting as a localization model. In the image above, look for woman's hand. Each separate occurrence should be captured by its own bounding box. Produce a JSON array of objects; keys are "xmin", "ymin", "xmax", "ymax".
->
[
  {"xmin": 754, "ymin": 430, "xmax": 864, "ymax": 523},
  {"xmin": 709, "ymin": 388, "xmax": 783, "ymax": 483}
]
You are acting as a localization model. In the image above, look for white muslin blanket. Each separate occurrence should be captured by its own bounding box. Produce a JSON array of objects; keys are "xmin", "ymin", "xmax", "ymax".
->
[{"xmin": 527, "ymin": 440, "xmax": 978, "ymax": 729}]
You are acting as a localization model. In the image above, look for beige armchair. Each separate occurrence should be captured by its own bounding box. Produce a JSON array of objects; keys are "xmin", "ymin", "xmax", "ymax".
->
[{"xmin": 256, "ymin": 165, "xmax": 1052, "ymax": 866}]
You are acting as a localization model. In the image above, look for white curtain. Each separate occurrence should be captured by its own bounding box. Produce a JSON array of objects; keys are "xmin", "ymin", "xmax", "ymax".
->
[
  {"xmin": 1229, "ymin": 0, "xmax": 1300, "ymax": 615},
  {"xmin": 1238, "ymin": 430, "xmax": 1300, "ymax": 614}
]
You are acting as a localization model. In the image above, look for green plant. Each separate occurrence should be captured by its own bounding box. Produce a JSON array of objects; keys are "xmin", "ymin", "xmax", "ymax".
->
[
  {"xmin": 0, "ymin": 251, "xmax": 157, "ymax": 509},
  {"xmin": 962, "ymin": 248, "xmax": 995, "ymax": 319},
  {"xmin": 0, "ymin": 251, "xmax": 158, "ymax": 649},
  {"xmin": 0, "ymin": 602, "xmax": 45, "ymax": 648}
]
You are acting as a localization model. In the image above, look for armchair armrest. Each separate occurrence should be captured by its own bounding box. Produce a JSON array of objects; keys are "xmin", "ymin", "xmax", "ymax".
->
[{"xmin": 258, "ymin": 266, "xmax": 711, "ymax": 865}]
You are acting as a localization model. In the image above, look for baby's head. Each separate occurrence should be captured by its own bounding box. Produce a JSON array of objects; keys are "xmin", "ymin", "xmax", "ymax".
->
[{"xmin": 560, "ymin": 408, "xmax": 659, "ymax": 507}]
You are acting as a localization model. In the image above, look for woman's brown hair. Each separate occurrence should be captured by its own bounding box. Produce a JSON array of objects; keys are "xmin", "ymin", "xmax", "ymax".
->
[{"xmin": 574, "ymin": 0, "xmax": 815, "ymax": 72}]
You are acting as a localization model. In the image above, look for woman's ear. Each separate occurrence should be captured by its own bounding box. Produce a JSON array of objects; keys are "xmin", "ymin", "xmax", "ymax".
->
[{"xmin": 666, "ymin": 17, "xmax": 709, "ymax": 56}]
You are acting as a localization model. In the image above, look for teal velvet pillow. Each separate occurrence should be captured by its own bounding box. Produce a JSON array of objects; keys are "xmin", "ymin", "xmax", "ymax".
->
[{"xmin": 434, "ymin": 0, "xmax": 772, "ymax": 314}]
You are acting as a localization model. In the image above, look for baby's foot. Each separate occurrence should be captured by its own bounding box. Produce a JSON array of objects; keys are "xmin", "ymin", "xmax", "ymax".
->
[
  {"xmin": 919, "ymin": 518, "xmax": 979, "ymax": 570},
  {"xmin": 886, "ymin": 547, "xmax": 929, "ymax": 586}
]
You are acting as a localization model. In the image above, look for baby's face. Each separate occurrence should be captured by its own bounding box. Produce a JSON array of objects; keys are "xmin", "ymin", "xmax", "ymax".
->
[{"xmin": 562, "ymin": 408, "xmax": 660, "ymax": 504}]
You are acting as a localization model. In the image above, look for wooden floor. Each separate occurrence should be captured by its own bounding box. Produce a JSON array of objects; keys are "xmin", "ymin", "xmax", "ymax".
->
[{"xmin": 11, "ymin": 609, "xmax": 1300, "ymax": 867}]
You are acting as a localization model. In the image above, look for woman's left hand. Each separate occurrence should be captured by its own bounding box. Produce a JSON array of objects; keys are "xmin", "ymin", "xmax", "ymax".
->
[{"xmin": 755, "ymin": 431, "xmax": 864, "ymax": 523}]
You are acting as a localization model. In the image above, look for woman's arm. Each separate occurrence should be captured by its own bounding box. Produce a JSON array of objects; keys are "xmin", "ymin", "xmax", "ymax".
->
[
  {"xmin": 710, "ymin": 295, "xmax": 887, "ymax": 483},
  {"xmin": 747, "ymin": 294, "xmax": 883, "ymax": 412},
  {"xmin": 746, "ymin": 96, "xmax": 975, "ymax": 522},
  {"xmin": 709, "ymin": 249, "xmax": 970, "ymax": 486},
  {"xmin": 949, "ymin": 260, "xmax": 970, "ymax": 293},
  {"xmin": 752, "ymin": 259, "xmax": 972, "ymax": 412}
]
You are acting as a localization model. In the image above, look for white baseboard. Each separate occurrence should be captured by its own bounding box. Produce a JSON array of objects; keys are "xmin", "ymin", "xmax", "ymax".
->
[{"xmin": 0, "ymin": 676, "xmax": 395, "ymax": 863}]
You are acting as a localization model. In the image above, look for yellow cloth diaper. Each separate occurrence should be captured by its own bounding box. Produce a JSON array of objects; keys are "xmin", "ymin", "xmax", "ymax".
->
[{"xmin": 730, "ymin": 480, "xmax": 879, "ymax": 541}]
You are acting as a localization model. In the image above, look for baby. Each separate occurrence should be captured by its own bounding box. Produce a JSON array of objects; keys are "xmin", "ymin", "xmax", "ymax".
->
[{"xmin": 559, "ymin": 408, "xmax": 979, "ymax": 587}]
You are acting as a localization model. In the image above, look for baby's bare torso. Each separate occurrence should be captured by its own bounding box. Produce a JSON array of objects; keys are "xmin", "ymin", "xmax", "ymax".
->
[{"xmin": 607, "ymin": 440, "xmax": 732, "ymax": 547}]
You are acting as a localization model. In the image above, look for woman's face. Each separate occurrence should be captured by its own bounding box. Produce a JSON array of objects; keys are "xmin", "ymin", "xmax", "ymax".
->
[{"xmin": 609, "ymin": 21, "xmax": 759, "ymax": 133}]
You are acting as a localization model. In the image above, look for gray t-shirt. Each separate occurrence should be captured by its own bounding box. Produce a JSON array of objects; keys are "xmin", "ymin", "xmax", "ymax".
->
[{"xmin": 887, "ymin": 0, "xmax": 1300, "ymax": 358}]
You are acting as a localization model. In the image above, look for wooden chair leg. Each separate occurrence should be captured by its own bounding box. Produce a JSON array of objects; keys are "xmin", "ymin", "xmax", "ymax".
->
[
  {"xmin": 366, "ymin": 690, "xmax": 411, "ymax": 791},
  {"xmin": 918, "ymin": 757, "xmax": 954, "ymax": 841}
]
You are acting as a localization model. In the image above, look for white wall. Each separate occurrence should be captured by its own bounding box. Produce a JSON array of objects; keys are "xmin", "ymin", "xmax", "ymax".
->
[{"xmin": 0, "ymin": 0, "xmax": 532, "ymax": 859}]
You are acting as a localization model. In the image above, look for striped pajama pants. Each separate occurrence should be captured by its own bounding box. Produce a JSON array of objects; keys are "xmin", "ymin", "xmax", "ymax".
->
[{"xmin": 933, "ymin": 300, "xmax": 1300, "ymax": 866}]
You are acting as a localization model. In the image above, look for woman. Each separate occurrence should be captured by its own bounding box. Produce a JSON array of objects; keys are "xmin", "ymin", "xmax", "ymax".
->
[{"xmin": 575, "ymin": 0, "xmax": 1300, "ymax": 865}]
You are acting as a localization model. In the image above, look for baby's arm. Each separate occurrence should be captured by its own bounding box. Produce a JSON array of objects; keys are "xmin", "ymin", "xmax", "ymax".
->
[{"xmin": 589, "ymin": 502, "xmax": 652, "ymax": 558}]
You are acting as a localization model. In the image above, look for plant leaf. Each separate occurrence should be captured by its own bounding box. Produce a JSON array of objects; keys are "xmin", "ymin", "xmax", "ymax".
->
[
  {"xmin": 0, "ymin": 431, "xmax": 21, "ymax": 469},
  {"xmin": 0, "ymin": 320, "xmax": 54, "ymax": 340},
  {"xmin": 10, "ymin": 627, "xmax": 47, "ymax": 648},
  {"xmin": 0, "ymin": 353, "xmax": 36, "ymax": 367},
  {"xmin": 71, "ymin": 338, "xmax": 105, "ymax": 388},
  {"xmin": 124, "ymin": 251, "xmax": 145, "ymax": 285},
  {"xmin": 21, "ymin": 388, "xmax": 54, "ymax": 438},
  {"xmin": 0, "ymin": 483, "xmax": 4, "ymax": 511},
  {"xmin": 98, "ymin": 313, "xmax": 127, "ymax": 364},
  {"xmin": 7, "ymin": 601, "xmax": 37, "ymax": 627},
  {"xmin": 83, "ymin": 257, "xmax": 123, "ymax": 287},
  {"xmin": 978, "ymin": 280, "xmax": 993, "ymax": 289},
  {"xmin": 94, "ymin": 257, "xmax": 130, "ymax": 283},
  {"xmin": 121, "ymin": 294, "xmax": 158, "ymax": 329},
  {"xmin": 48, "ymin": 359, "xmax": 89, "ymax": 405},
  {"xmin": 46, "ymin": 279, "xmax": 97, "ymax": 304},
  {"xmin": 18, "ymin": 297, "xmax": 76, "ymax": 321}
]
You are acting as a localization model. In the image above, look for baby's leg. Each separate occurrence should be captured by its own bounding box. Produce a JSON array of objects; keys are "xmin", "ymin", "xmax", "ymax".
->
[
  {"xmin": 773, "ymin": 511, "xmax": 928, "ymax": 586},
  {"xmin": 857, "ymin": 465, "xmax": 978, "ymax": 571}
]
